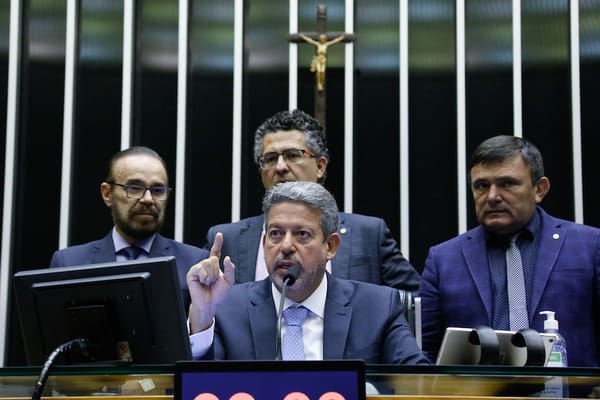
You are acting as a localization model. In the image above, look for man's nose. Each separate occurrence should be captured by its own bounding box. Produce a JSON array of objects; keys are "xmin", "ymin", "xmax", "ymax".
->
[
  {"xmin": 274, "ymin": 154, "xmax": 290, "ymax": 171},
  {"xmin": 280, "ymin": 232, "xmax": 295, "ymax": 253},
  {"xmin": 139, "ymin": 189, "xmax": 154, "ymax": 203},
  {"xmin": 487, "ymin": 184, "xmax": 502, "ymax": 202}
]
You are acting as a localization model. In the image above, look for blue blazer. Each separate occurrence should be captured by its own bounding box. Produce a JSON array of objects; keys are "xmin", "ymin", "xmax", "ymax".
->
[
  {"xmin": 49, "ymin": 232, "xmax": 209, "ymax": 311},
  {"xmin": 205, "ymin": 213, "xmax": 420, "ymax": 292},
  {"xmin": 418, "ymin": 207, "xmax": 600, "ymax": 367},
  {"xmin": 210, "ymin": 273, "xmax": 429, "ymax": 364}
]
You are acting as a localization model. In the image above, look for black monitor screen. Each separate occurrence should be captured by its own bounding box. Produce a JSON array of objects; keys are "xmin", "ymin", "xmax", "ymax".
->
[{"xmin": 13, "ymin": 256, "xmax": 191, "ymax": 365}]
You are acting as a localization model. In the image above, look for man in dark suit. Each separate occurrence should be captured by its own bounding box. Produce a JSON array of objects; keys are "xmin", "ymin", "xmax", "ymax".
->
[
  {"xmin": 49, "ymin": 146, "xmax": 209, "ymax": 310},
  {"xmin": 204, "ymin": 109, "xmax": 420, "ymax": 291},
  {"xmin": 187, "ymin": 181, "xmax": 428, "ymax": 364},
  {"xmin": 418, "ymin": 135, "xmax": 600, "ymax": 367}
]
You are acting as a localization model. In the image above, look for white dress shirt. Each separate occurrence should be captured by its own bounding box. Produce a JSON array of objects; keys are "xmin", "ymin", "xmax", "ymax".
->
[{"xmin": 189, "ymin": 274, "xmax": 329, "ymax": 360}]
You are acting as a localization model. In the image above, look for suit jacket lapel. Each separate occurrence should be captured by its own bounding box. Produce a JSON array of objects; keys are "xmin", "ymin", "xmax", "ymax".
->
[
  {"xmin": 91, "ymin": 233, "xmax": 119, "ymax": 264},
  {"xmin": 530, "ymin": 211, "xmax": 564, "ymax": 315},
  {"xmin": 331, "ymin": 213, "xmax": 350, "ymax": 278},
  {"xmin": 248, "ymin": 279, "xmax": 278, "ymax": 359},
  {"xmin": 323, "ymin": 275, "xmax": 351, "ymax": 359},
  {"xmin": 148, "ymin": 233, "xmax": 170, "ymax": 257},
  {"xmin": 237, "ymin": 216, "xmax": 264, "ymax": 283},
  {"xmin": 462, "ymin": 227, "xmax": 494, "ymax": 322}
]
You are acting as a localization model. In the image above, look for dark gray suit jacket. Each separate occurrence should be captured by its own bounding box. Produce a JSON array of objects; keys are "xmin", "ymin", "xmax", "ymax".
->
[
  {"xmin": 204, "ymin": 213, "xmax": 420, "ymax": 291},
  {"xmin": 49, "ymin": 232, "xmax": 209, "ymax": 311},
  {"xmin": 210, "ymin": 273, "xmax": 429, "ymax": 364}
]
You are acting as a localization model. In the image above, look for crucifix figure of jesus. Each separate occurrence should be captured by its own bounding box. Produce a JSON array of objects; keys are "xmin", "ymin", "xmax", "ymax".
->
[
  {"xmin": 289, "ymin": 5, "xmax": 356, "ymax": 129},
  {"xmin": 298, "ymin": 33, "xmax": 347, "ymax": 92}
]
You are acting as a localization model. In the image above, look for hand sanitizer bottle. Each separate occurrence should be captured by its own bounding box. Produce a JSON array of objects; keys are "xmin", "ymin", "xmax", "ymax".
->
[
  {"xmin": 539, "ymin": 310, "xmax": 569, "ymax": 398},
  {"xmin": 540, "ymin": 310, "xmax": 568, "ymax": 367}
]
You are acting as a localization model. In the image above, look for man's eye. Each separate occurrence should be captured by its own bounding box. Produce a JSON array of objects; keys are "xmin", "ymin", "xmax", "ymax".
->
[
  {"xmin": 127, "ymin": 185, "xmax": 145, "ymax": 193},
  {"xmin": 500, "ymin": 180, "xmax": 517, "ymax": 187},
  {"xmin": 284, "ymin": 150, "xmax": 302, "ymax": 162},
  {"xmin": 263, "ymin": 154, "xmax": 278, "ymax": 164},
  {"xmin": 472, "ymin": 182, "xmax": 489, "ymax": 191},
  {"xmin": 150, "ymin": 186, "xmax": 167, "ymax": 194},
  {"xmin": 268, "ymin": 230, "xmax": 282, "ymax": 239},
  {"xmin": 297, "ymin": 231, "xmax": 311, "ymax": 240}
]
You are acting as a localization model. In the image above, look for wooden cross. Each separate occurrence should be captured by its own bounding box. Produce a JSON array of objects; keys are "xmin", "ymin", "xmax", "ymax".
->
[{"xmin": 289, "ymin": 5, "xmax": 356, "ymax": 130}]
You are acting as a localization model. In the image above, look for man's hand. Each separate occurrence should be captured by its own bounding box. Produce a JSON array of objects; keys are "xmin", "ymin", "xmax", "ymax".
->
[{"xmin": 187, "ymin": 232, "xmax": 235, "ymax": 333}]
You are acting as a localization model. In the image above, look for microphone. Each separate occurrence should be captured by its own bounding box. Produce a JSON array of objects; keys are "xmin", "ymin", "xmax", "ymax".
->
[
  {"xmin": 275, "ymin": 264, "xmax": 301, "ymax": 360},
  {"xmin": 32, "ymin": 338, "xmax": 90, "ymax": 400},
  {"xmin": 283, "ymin": 264, "xmax": 301, "ymax": 286}
]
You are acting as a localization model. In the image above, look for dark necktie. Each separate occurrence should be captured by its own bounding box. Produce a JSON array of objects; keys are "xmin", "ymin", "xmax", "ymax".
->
[{"xmin": 121, "ymin": 246, "xmax": 142, "ymax": 260}]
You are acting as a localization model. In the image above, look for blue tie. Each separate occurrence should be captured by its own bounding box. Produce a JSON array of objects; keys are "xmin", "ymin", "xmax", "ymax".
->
[
  {"xmin": 282, "ymin": 305, "xmax": 309, "ymax": 360},
  {"xmin": 506, "ymin": 234, "xmax": 529, "ymax": 330},
  {"xmin": 121, "ymin": 246, "xmax": 142, "ymax": 260}
]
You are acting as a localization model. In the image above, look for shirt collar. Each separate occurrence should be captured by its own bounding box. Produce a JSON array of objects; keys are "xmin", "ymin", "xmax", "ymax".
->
[
  {"xmin": 485, "ymin": 207, "xmax": 540, "ymax": 248},
  {"xmin": 271, "ymin": 272, "xmax": 328, "ymax": 319},
  {"xmin": 112, "ymin": 227, "xmax": 155, "ymax": 254}
]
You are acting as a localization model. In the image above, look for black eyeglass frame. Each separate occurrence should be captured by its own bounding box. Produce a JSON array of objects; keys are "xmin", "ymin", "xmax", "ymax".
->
[
  {"xmin": 257, "ymin": 148, "xmax": 316, "ymax": 169},
  {"xmin": 108, "ymin": 182, "xmax": 172, "ymax": 200}
]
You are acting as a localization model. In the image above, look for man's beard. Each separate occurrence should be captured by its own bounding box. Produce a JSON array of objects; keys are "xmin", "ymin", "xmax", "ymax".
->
[{"xmin": 112, "ymin": 206, "xmax": 164, "ymax": 241}]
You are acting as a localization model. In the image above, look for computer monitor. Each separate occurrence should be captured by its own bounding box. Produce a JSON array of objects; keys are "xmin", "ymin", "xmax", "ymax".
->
[{"xmin": 13, "ymin": 256, "xmax": 192, "ymax": 366}]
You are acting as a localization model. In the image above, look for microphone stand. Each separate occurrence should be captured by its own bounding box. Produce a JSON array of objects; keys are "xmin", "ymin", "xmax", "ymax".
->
[
  {"xmin": 275, "ymin": 282, "xmax": 291, "ymax": 360},
  {"xmin": 275, "ymin": 265, "xmax": 301, "ymax": 360},
  {"xmin": 32, "ymin": 338, "xmax": 90, "ymax": 400}
]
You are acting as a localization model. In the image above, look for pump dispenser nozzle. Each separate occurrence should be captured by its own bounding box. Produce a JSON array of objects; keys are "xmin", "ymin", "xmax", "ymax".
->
[{"xmin": 540, "ymin": 310, "xmax": 559, "ymax": 330}]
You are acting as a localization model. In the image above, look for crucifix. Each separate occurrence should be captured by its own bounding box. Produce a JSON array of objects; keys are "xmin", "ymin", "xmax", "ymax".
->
[{"xmin": 289, "ymin": 5, "xmax": 356, "ymax": 130}]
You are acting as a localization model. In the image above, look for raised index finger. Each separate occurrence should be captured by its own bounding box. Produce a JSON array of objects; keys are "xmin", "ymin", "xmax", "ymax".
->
[{"xmin": 210, "ymin": 232, "xmax": 223, "ymax": 259}]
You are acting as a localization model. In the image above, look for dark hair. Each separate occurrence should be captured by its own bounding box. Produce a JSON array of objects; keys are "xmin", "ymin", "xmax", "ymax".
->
[
  {"xmin": 253, "ymin": 109, "xmax": 329, "ymax": 183},
  {"xmin": 470, "ymin": 135, "xmax": 545, "ymax": 184},
  {"xmin": 262, "ymin": 181, "xmax": 339, "ymax": 240},
  {"xmin": 105, "ymin": 146, "xmax": 168, "ymax": 182}
]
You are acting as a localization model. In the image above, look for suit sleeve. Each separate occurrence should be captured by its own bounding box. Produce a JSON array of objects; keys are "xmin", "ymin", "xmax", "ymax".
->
[
  {"xmin": 49, "ymin": 250, "xmax": 64, "ymax": 268},
  {"xmin": 418, "ymin": 246, "xmax": 444, "ymax": 362}
]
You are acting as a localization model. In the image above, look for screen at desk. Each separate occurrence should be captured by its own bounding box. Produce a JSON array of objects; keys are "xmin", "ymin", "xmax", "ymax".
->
[
  {"xmin": 175, "ymin": 360, "xmax": 366, "ymax": 400},
  {"xmin": 13, "ymin": 256, "xmax": 191, "ymax": 365}
]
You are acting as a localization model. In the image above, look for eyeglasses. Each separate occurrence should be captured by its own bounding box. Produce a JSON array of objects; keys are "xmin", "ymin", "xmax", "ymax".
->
[
  {"xmin": 257, "ymin": 148, "xmax": 316, "ymax": 169},
  {"xmin": 109, "ymin": 182, "xmax": 172, "ymax": 201}
]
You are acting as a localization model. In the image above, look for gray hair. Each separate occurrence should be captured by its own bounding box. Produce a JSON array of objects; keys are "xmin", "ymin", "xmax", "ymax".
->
[
  {"xmin": 470, "ymin": 135, "xmax": 545, "ymax": 184},
  {"xmin": 253, "ymin": 109, "xmax": 330, "ymax": 184},
  {"xmin": 262, "ymin": 181, "xmax": 339, "ymax": 239}
]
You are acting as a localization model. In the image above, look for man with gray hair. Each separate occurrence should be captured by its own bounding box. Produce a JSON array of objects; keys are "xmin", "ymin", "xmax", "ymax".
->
[
  {"xmin": 203, "ymin": 109, "xmax": 420, "ymax": 292},
  {"xmin": 187, "ymin": 181, "xmax": 428, "ymax": 364}
]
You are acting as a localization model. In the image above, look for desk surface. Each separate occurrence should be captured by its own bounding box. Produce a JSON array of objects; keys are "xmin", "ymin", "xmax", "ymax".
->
[{"xmin": 0, "ymin": 365, "xmax": 598, "ymax": 399}]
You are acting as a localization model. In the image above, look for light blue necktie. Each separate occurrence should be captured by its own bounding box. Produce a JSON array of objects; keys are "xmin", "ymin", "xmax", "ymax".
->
[
  {"xmin": 506, "ymin": 233, "xmax": 529, "ymax": 330},
  {"xmin": 282, "ymin": 305, "xmax": 309, "ymax": 360}
]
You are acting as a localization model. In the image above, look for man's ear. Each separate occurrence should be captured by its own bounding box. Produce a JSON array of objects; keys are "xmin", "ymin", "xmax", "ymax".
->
[
  {"xmin": 325, "ymin": 232, "xmax": 340, "ymax": 260},
  {"xmin": 534, "ymin": 176, "xmax": 550, "ymax": 204},
  {"xmin": 100, "ymin": 182, "xmax": 112, "ymax": 207},
  {"xmin": 316, "ymin": 156, "xmax": 328, "ymax": 180}
]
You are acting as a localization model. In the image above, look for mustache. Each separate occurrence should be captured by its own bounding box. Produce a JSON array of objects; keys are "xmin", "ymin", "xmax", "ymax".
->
[
  {"xmin": 129, "ymin": 206, "xmax": 159, "ymax": 218},
  {"xmin": 272, "ymin": 257, "xmax": 301, "ymax": 270}
]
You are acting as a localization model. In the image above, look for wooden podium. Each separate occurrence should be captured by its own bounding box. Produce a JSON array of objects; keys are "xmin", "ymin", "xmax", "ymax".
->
[{"xmin": 0, "ymin": 364, "xmax": 599, "ymax": 399}]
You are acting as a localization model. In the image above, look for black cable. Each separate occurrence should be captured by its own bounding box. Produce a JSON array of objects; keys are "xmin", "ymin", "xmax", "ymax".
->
[{"xmin": 32, "ymin": 338, "xmax": 90, "ymax": 400}]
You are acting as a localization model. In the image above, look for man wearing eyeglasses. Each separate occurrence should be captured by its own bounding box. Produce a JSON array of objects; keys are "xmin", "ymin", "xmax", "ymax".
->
[
  {"xmin": 49, "ymin": 146, "xmax": 209, "ymax": 310},
  {"xmin": 204, "ymin": 109, "xmax": 420, "ymax": 292}
]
